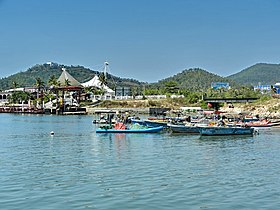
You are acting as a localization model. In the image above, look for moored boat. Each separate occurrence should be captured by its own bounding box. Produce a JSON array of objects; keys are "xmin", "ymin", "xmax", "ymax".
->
[
  {"xmin": 245, "ymin": 121, "xmax": 272, "ymax": 128},
  {"xmin": 144, "ymin": 119, "xmax": 169, "ymax": 128},
  {"xmin": 227, "ymin": 120, "xmax": 272, "ymax": 128},
  {"xmin": 198, "ymin": 126, "xmax": 255, "ymax": 136},
  {"xmin": 96, "ymin": 126, "xmax": 164, "ymax": 133},
  {"xmin": 168, "ymin": 123, "xmax": 200, "ymax": 134},
  {"xmin": 96, "ymin": 122, "xmax": 164, "ymax": 133}
]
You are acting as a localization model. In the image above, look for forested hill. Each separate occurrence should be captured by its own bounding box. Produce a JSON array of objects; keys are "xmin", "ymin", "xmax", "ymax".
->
[
  {"xmin": 1, "ymin": 62, "xmax": 280, "ymax": 91},
  {"xmin": 150, "ymin": 68, "xmax": 235, "ymax": 91},
  {"xmin": 0, "ymin": 63, "xmax": 144, "ymax": 90},
  {"xmin": 227, "ymin": 63, "xmax": 280, "ymax": 86}
]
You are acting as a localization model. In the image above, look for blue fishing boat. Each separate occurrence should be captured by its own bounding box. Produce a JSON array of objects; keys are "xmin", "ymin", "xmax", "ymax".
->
[
  {"xmin": 130, "ymin": 119, "xmax": 147, "ymax": 126},
  {"xmin": 198, "ymin": 126, "xmax": 255, "ymax": 136},
  {"xmin": 144, "ymin": 119, "xmax": 169, "ymax": 128},
  {"xmin": 96, "ymin": 126, "xmax": 164, "ymax": 133},
  {"xmin": 96, "ymin": 122, "xmax": 164, "ymax": 133}
]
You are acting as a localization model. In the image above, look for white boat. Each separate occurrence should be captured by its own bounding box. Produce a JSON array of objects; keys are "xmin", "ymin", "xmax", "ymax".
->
[{"xmin": 198, "ymin": 126, "xmax": 255, "ymax": 136}]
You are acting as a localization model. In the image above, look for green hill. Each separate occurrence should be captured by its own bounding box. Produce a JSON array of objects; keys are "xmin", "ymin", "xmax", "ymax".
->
[
  {"xmin": 0, "ymin": 63, "xmax": 144, "ymax": 90},
  {"xmin": 227, "ymin": 63, "xmax": 280, "ymax": 86},
  {"xmin": 2, "ymin": 62, "xmax": 280, "ymax": 92},
  {"xmin": 150, "ymin": 68, "xmax": 235, "ymax": 91}
]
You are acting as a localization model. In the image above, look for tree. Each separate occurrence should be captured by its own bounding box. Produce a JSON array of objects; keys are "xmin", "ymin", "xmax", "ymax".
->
[
  {"xmin": 35, "ymin": 77, "xmax": 45, "ymax": 90},
  {"xmin": 48, "ymin": 75, "xmax": 58, "ymax": 87},
  {"xmin": 164, "ymin": 81, "xmax": 179, "ymax": 94},
  {"xmin": 64, "ymin": 79, "xmax": 71, "ymax": 87},
  {"xmin": 34, "ymin": 77, "xmax": 45, "ymax": 107},
  {"xmin": 131, "ymin": 86, "xmax": 138, "ymax": 99},
  {"xmin": 8, "ymin": 91, "xmax": 31, "ymax": 104},
  {"xmin": 99, "ymin": 72, "xmax": 107, "ymax": 87},
  {"xmin": 12, "ymin": 81, "xmax": 18, "ymax": 90}
]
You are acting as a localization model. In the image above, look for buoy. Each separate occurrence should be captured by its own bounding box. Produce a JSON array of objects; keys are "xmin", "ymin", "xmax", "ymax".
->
[{"xmin": 50, "ymin": 131, "xmax": 54, "ymax": 136}]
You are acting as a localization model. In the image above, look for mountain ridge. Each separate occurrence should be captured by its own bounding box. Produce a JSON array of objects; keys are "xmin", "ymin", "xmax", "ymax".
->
[
  {"xmin": 226, "ymin": 63, "xmax": 280, "ymax": 86},
  {"xmin": 0, "ymin": 62, "xmax": 279, "ymax": 91}
]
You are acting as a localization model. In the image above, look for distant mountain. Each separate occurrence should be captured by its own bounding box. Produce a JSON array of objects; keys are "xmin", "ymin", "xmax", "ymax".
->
[
  {"xmin": 0, "ymin": 63, "xmax": 144, "ymax": 90},
  {"xmin": 2, "ymin": 62, "xmax": 280, "ymax": 92},
  {"xmin": 227, "ymin": 63, "xmax": 280, "ymax": 86},
  {"xmin": 150, "ymin": 68, "xmax": 235, "ymax": 91}
]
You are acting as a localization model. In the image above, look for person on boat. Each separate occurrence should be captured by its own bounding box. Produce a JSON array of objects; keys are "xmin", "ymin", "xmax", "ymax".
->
[
  {"xmin": 218, "ymin": 116, "xmax": 226, "ymax": 126},
  {"xmin": 108, "ymin": 114, "xmax": 115, "ymax": 125}
]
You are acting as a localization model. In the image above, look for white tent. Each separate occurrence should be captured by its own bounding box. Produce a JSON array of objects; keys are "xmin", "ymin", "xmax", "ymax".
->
[
  {"xmin": 57, "ymin": 68, "xmax": 81, "ymax": 87},
  {"xmin": 82, "ymin": 75, "xmax": 114, "ymax": 94}
]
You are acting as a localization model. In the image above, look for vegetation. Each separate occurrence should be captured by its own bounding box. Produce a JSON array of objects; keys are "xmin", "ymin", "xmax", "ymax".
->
[
  {"xmin": 1, "ymin": 62, "xmax": 280, "ymax": 91},
  {"xmin": 0, "ymin": 63, "xmax": 144, "ymax": 90},
  {"xmin": 148, "ymin": 68, "xmax": 237, "ymax": 91},
  {"xmin": 2, "ymin": 62, "xmax": 279, "ymax": 109},
  {"xmin": 227, "ymin": 63, "xmax": 280, "ymax": 86},
  {"xmin": 8, "ymin": 91, "xmax": 33, "ymax": 104}
]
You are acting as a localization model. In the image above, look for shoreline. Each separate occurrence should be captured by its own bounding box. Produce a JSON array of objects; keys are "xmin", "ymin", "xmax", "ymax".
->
[{"xmin": 1, "ymin": 97, "xmax": 280, "ymax": 118}]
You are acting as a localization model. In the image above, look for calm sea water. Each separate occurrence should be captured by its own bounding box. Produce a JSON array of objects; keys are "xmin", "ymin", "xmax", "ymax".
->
[{"xmin": 0, "ymin": 113, "xmax": 280, "ymax": 210}]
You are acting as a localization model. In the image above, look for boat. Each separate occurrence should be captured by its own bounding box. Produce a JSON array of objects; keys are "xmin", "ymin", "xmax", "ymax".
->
[
  {"xmin": 198, "ymin": 126, "xmax": 255, "ymax": 136},
  {"xmin": 227, "ymin": 120, "xmax": 272, "ymax": 128},
  {"xmin": 168, "ymin": 123, "xmax": 200, "ymax": 134},
  {"xmin": 130, "ymin": 119, "xmax": 147, "ymax": 126},
  {"xmin": 96, "ymin": 122, "xmax": 164, "ymax": 133},
  {"xmin": 245, "ymin": 120, "xmax": 272, "ymax": 128},
  {"xmin": 92, "ymin": 110, "xmax": 117, "ymax": 124},
  {"xmin": 144, "ymin": 119, "xmax": 169, "ymax": 128}
]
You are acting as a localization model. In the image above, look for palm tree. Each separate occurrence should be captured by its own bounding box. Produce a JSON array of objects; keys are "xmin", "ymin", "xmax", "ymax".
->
[
  {"xmin": 99, "ymin": 72, "xmax": 107, "ymax": 87},
  {"xmin": 35, "ymin": 77, "xmax": 45, "ymax": 107},
  {"xmin": 48, "ymin": 75, "xmax": 58, "ymax": 87},
  {"xmin": 64, "ymin": 79, "xmax": 71, "ymax": 87},
  {"xmin": 98, "ymin": 73, "xmax": 108, "ymax": 99},
  {"xmin": 131, "ymin": 86, "xmax": 137, "ymax": 99}
]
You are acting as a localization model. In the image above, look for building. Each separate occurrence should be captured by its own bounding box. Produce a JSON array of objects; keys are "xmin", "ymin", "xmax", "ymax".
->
[
  {"xmin": 211, "ymin": 82, "xmax": 230, "ymax": 90},
  {"xmin": 46, "ymin": 62, "xmax": 59, "ymax": 68},
  {"xmin": 273, "ymin": 83, "xmax": 280, "ymax": 94},
  {"xmin": 0, "ymin": 92, "xmax": 10, "ymax": 104},
  {"xmin": 253, "ymin": 84, "xmax": 271, "ymax": 93},
  {"xmin": 115, "ymin": 86, "xmax": 131, "ymax": 97}
]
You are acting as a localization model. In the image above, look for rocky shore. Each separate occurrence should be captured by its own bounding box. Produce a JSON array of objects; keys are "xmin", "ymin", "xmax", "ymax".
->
[
  {"xmin": 85, "ymin": 98, "xmax": 280, "ymax": 120},
  {"xmin": 220, "ymin": 98, "xmax": 280, "ymax": 119}
]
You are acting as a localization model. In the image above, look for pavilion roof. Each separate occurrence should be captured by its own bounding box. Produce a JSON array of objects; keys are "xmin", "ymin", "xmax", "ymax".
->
[{"xmin": 57, "ymin": 68, "xmax": 81, "ymax": 87}]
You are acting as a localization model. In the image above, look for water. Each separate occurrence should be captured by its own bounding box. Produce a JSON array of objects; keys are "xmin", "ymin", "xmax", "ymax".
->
[{"xmin": 0, "ymin": 114, "xmax": 280, "ymax": 210}]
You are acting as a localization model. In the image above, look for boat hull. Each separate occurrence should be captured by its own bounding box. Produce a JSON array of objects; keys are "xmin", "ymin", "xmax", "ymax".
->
[
  {"xmin": 199, "ymin": 126, "xmax": 254, "ymax": 136},
  {"xmin": 144, "ymin": 120, "xmax": 168, "ymax": 128},
  {"xmin": 96, "ymin": 126, "xmax": 164, "ymax": 133},
  {"xmin": 168, "ymin": 124, "xmax": 200, "ymax": 134}
]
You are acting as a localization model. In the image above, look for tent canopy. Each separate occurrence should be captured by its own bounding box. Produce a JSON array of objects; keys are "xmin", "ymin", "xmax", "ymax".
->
[
  {"xmin": 57, "ymin": 68, "xmax": 81, "ymax": 87},
  {"xmin": 82, "ymin": 75, "xmax": 114, "ymax": 94}
]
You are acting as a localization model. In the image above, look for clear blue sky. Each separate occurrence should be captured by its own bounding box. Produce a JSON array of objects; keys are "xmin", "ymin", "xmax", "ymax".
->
[{"xmin": 1, "ymin": 0, "xmax": 280, "ymax": 82}]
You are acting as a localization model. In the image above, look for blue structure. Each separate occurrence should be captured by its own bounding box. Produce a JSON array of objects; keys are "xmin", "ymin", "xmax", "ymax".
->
[
  {"xmin": 253, "ymin": 85, "xmax": 271, "ymax": 93},
  {"xmin": 273, "ymin": 83, "xmax": 280, "ymax": 94},
  {"xmin": 254, "ymin": 83, "xmax": 280, "ymax": 94},
  {"xmin": 211, "ymin": 82, "xmax": 230, "ymax": 90}
]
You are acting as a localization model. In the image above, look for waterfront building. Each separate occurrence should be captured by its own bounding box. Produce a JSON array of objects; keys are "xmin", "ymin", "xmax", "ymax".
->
[
  {"xmin": 211, "ymin": 82, "xmax": 230, "ymax": 90},
  {"xmin": 253, "ymin": 84, "xmax": 271, "ymax": 93}
]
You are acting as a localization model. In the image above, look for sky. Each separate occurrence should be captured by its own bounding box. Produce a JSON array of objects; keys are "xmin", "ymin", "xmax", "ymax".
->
[{"xmin": 0, "ymin": 0, "xmax": 280, "ymax": 82}]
